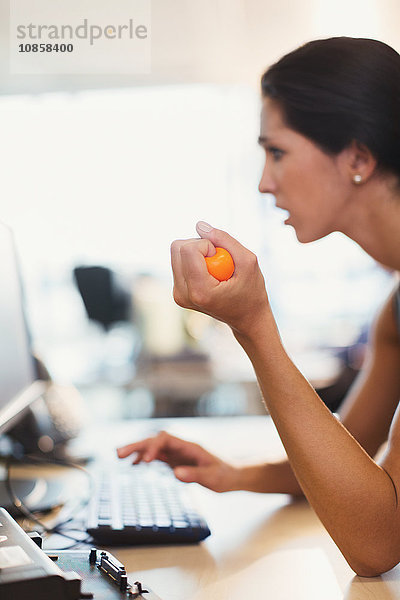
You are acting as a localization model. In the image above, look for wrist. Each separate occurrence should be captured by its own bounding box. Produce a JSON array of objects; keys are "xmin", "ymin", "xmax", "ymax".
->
[
  {"xmin": 232, "ymin": 306, "xmax": 280, "ymax": 348},
  {"xmin": 234, "ymin": 462, "xmax": 305, "ymax": 495},
  {"xmin": 233, "ymin": 463, "xmax": 270, "ymax": 493},
  {"xmin": 227, "ymin": 464, "xmax": 247, "ymax": 491}
]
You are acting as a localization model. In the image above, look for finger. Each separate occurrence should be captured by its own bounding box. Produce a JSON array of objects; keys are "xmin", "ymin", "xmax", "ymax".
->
[
  {"xmin": 132, "ymin": 451, "xmax": 145, "ymax": 465},
  {"xmin": 174, "ymin": 465, "xmax": 201, "ymax": 482},
  {"xmin": 149, "ymin": 432, "xmax": 210, "ymax": 468},
  {"xmin": 171, "ymin": 239, "xmax": 205, "ymax": 305},
  {"xmin": 117, "ymin": 433, "xmax": 166, "ymax": 459},
  {"xmin": 180, "ymin": 239, "xmax": 219, "ymax": 293},
  {"xmin": 170, "ymin": 239, "xmax": 198, "ymax": 275},
  {"xmin": 172, "ymin": 238, "xmax": 218, "ymax": 307},
  {"xmin": 142, "ymin": 434, "xmax": 168, "ymax": 462},
  {"xmin": 117, "ymin": 440, "xmax": 149, "ymax": 458},
  {"xmin": 170, "ymin": 239, "xmax": 189, "ymax": 303},
  {"xmin": 141, "ymin": 430, "xmax": 191, "ymax": 462},
  {"xmin": 174, "ymin": 465, "xmax": 216, "ymax": 490},
  {"xmin": 196, "ymin": 221, "xmax": 249, "ymax": 267}
]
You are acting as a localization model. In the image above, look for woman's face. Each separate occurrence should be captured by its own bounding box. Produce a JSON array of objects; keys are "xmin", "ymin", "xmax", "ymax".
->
[{"xmin": 258, "ymin": 98, "xmax": 351, "ymax": 243}]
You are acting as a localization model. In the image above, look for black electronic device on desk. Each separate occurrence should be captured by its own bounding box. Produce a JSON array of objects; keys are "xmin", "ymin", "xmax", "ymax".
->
[
  {"xmin": 0, "ymin": 508, "xmax": 161, "ymax": 600},
  {"xmin": 0, "ymin": 220, "xmax": 86, "ymax": 515},
  {"xmin": 86, "ymin": 461, "xmax": 211, "ymax": 545},
  {"xmin": 0, "ymin": 220, "xmax": 210, "ymax": 548}
]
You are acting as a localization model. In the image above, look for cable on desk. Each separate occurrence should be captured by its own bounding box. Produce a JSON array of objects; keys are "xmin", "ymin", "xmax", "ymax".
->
[{"xmin": 5, "ymin": 454, "xmax": 94, "ymax": 547}]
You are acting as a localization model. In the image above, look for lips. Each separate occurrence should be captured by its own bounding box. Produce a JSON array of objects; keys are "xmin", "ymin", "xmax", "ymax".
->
[
  {"xmin": 275, "ymin": 204, "xmax": 291, "ymax": 224},
  {"xmin": 275, "ymin": 204, "xmax": 290, "ymax": 216}
]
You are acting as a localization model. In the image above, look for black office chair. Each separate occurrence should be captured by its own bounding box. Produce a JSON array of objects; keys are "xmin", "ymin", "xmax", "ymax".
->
[{"xmin": 73, "ymin": 265, "xmax": 132, "ymax": 331}]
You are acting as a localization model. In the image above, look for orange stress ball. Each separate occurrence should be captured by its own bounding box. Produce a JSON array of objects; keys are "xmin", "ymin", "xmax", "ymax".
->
[{"xmin": 205, "ymin": 247, "xmax": 235, "ymax": 281}]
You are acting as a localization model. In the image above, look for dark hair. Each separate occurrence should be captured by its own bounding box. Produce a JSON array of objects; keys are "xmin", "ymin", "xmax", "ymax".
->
[{"xmin": 261, "ymin": 37, "xmax": 400, "ymax": 180}]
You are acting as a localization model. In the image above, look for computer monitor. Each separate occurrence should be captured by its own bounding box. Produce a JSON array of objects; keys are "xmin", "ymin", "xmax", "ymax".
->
[
  {"xmin": 0, "ymin": 221, "xmax": 62, "ymax": 513},
  {"xmin": 0, "ymin": 221, "xmax": 46, "ymax": 433}
]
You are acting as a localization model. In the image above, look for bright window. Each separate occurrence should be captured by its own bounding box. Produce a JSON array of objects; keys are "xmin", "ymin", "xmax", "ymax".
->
[{"xmin": 0, "ymin": 85, "xmax": 392, "ymax": 383}]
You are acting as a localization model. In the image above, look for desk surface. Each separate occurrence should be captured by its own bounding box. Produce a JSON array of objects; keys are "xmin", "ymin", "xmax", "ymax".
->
[{"xmin": 48, "ymin": 416, "xmax": 400, "ymax": 599}]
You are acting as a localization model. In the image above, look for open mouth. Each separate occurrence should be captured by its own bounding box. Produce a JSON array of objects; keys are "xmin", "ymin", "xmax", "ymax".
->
[{"xmin": 275, "ymin": 205, "xmax": 290, "ymax": 222}]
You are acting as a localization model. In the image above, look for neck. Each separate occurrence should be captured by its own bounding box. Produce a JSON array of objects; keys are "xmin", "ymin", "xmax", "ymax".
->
[{"xmin": 338, "ymin": 176, "xmax": 400, "ymax": 271}]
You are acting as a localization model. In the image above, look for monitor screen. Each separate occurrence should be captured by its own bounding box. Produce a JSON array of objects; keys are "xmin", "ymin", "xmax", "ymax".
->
[{"xmin": 0, "ymin": 222, "xmax": 45, "ymax": 434}]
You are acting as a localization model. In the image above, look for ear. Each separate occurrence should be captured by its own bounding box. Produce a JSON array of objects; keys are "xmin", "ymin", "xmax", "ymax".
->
[{"xmin": 345, "ymin": 140, "xmax": 377, "ymax": 184}]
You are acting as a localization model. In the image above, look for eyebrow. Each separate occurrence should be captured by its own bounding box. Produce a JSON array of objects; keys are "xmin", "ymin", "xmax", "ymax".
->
[{"xmin": 257, "ymin": 136, "xmax": 269, "ymax": 145}]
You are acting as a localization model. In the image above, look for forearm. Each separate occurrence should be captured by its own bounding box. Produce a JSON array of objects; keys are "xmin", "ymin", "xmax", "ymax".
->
[
  {"xmin": 235, "ymin": 459, "xmax": 304, "ymax": 495},
  {"xmin": 234, "ymin": 311, "xmax": 399, "ymax": 576}
]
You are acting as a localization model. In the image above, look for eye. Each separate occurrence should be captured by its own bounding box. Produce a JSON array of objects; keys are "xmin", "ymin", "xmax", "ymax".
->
[{"xmin": 267, "ymin": 146, "xmax": 285, "ymax": 161}]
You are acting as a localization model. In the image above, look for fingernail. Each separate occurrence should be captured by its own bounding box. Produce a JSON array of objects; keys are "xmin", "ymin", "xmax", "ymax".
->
[
  {"xmin": 196, "ymin": 221, "xmax": 213, "ymax": 233},
  {"xmin": 175, "ymin": 467, "xmax": 187, "ymax": 478}
]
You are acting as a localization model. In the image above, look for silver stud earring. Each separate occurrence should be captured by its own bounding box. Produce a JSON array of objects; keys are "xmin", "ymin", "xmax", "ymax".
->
[{"xmin": 353, "ymin": 174, "xmax": 363, "ymax": 184}]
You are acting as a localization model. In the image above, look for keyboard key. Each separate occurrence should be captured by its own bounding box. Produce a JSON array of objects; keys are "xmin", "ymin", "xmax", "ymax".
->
[{"xmin": 86, "ymin": 461, "xmax": 211, "ymax": 545}]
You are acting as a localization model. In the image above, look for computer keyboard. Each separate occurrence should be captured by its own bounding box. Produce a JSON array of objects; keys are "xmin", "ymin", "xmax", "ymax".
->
[{"xmin": 86, "ymin": 461, "xmax": 211, "ymax": 545}]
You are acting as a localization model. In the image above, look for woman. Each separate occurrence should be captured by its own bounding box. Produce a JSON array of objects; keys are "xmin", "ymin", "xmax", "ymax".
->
[{"xmin": 118, "ymin": 37, "xmax": 400, "ymax": 576}]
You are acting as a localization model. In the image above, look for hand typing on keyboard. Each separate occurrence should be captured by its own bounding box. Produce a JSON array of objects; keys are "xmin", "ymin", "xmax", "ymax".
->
[
  {"xmin": 117, "ymin": 431, "xmax": 240, "ymax": 493},
  {"xmin": 87, "ymin": 460, "xmax": 212, "ymax": 545}
]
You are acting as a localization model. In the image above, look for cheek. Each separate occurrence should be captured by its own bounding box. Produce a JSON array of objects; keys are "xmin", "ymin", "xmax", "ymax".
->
[
  {"xmin": 303, "ymin": 161, "xmax": 342, "ymax": 210},
  {"xmin": 288, "ymin": 175, "xmax": 342, "ymax": 241},
  {"xmin": 317, "ymin": 173, "xmax": 348, "ymax": 220},
  {"xmin": 285, "ymin": 169, "xmax": 320, "ymax": 213}
]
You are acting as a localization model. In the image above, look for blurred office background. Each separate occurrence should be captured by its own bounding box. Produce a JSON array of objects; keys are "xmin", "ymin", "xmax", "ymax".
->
[{"xmin": 0, "ymin": 0, "xmax": 398, "ymax": 422}]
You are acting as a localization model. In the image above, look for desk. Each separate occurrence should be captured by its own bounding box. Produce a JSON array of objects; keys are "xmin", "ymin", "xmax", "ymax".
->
[{"xmin": 51, "ymin": 416, "xmax": 400, "ymax": 599}]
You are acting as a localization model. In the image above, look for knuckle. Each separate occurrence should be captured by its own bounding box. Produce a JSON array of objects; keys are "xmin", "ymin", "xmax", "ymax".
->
[
  {"xmin": 170, "ymin": 240, "xmax": 180, "ymax": 254},
  {"xmin": 173, "ymin": 289, "xmax": 187, "ymax": 308},
  {"xmin": 170, "ymin": 239, "xmax": 190, "ymax": 257},
  {"xmin": 188, "ymin": 288, "xmax": 208, "ymax": 307},
  {"xmin": 249, "ymin": 251, "xmax": 258, "ymax": 265},
  {"xmin": 243, "ymin": 251, "xmax": 258, "ymax": 269},
  {"xmin": 180, "ymin": 242, "xmax": 195, "ymax": 258}
]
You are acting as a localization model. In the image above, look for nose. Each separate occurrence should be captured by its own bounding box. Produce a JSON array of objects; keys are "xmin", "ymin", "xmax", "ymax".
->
[{"xmin": 258, "ymin": 160, "xmax": 277, "ymax": 194}]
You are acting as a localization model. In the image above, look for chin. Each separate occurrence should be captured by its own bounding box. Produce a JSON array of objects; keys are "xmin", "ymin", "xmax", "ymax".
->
[{"xmin": 293, "ymin": 227, "xmax": 328, "ymax": 244}]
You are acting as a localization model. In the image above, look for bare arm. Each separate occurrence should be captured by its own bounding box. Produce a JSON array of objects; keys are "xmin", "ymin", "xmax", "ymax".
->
[
  {"xmin": 120, "ymin": 225, "xmax": 400, "ymax": 575},
  {"xmin": 240, "ymin": 286, "xmax": 400, "ymax": 495},
  {"xmin": 170, "ymin": 226, "xmax": 400, "ymax": 576},
  {"xmin": 236, "ymin": 288, "xmax": 400, "ymax": 576}
]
